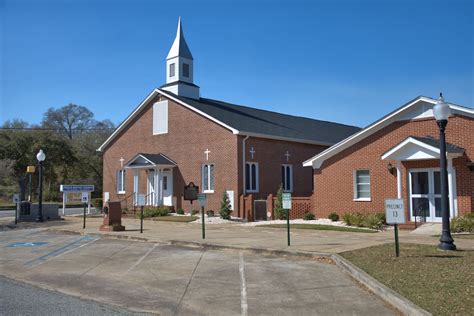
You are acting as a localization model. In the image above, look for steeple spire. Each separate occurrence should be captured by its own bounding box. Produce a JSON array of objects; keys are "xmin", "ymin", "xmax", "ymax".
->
[{"xmin": 161, "ymin": 17, "xmax": 200, "ymax": 99}]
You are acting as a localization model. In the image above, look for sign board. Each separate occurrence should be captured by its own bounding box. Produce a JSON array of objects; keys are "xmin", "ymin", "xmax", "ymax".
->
[
  {"xmin": 13, "ymin": 194, "xmax": 20, "ymax": 204},
  {"xmin": 60, "ymin": 185, "xmax": 95, "ymax": 192},
  {"xmin": 81, "ymin": 192, "xmax": 89, "ymax": 203},
  {"xmin": 197, "ymin": 193, "xmax": 207, "ymax": 207},
  {"xmin": 137, "ymin": 194, "xmax": 146, "ymax": 207},
  {"xmin": 385, "ymin": 199, "xmax": 405, "ymax": 224},
  {"xmin": 282, "ymin": 193, "xmax": 292, "ymax": 209},
  {"xmin": 26, "ymin": 166, "xmax": 36, "ymax": 173},
  {"xmin": 184, "ymin": 182, "xmax": 199, "ymax": 201}
]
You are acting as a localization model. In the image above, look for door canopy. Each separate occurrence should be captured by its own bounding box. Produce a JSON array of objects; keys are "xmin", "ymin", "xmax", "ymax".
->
[{"xmin": 124, "ymin": 153, "xmax": 177, "ymax": 169}]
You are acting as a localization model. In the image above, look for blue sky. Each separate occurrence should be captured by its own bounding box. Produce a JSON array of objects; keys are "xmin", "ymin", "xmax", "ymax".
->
[{"xmin": 1, "ymin": 0, "xmax": 472, "ymax": 128}]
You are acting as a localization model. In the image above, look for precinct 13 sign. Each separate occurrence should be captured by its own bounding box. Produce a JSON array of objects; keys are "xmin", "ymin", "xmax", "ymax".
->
[{"xmin": 385, "ymin": 199, "xmax": 405, "ymax": 224}]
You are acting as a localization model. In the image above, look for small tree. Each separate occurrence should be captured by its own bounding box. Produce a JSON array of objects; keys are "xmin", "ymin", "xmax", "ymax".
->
[
  {"xmin": 274, "ymin": 184, "xmax": 287, "ymax": 220},
  {"xmin": 219, "ymin": 191, "xmax": 232, "ymax": 220}
]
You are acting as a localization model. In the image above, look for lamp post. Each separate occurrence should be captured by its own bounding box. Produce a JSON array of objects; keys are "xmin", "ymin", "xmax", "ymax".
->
[
  {"xmin": 36, "ymin": 149, "xmax": 46, "ymax": 222},
  {"xmin": 433, "ymin": 93, "xmax": 456, "ymax": 251}
]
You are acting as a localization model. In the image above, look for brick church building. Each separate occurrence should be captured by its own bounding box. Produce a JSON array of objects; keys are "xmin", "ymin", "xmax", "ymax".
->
[
  {"xmin": 97, "ymin": 18, "xmax": 359, "ymax": 219},
  {"xmin": 304, "ymin": 96, "xmax": 474, "ymax": 224}
]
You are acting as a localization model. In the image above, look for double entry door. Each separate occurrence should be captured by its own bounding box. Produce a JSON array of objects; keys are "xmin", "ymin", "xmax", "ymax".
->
[
  {"xmin": 147, "ymin": 169, "xmax": 173, "ymax": 206},
  {"xmin": 409, "ymin": 169, "xmax": 443, "ymax": 222}
]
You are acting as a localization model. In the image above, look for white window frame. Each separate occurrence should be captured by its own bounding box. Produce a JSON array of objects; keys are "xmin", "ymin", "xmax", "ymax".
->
[
  {"xmin": 153, "ymin": 101, "xmax": 168, "ymax": 135},
  {"xmin": 245, "ymin": 162, "xmax": 259, "ymax": 193},
  {"xmin": 353, "ymin": 169, "xmax": 371, "ymax": 201},
  {"xmin": 117, "ymin": 169, "xmax": 126, "ymax": 194},
  {"xmin": 202, "ymin": 163, "xmax": 215, "ymax": 193},
  {"xmin": 281, "ymin": 164, "xmax": 293, "ymax": 192},
  {"xmin": 169, "ymin": 63, "xmax": 175, "ymax": 78}
]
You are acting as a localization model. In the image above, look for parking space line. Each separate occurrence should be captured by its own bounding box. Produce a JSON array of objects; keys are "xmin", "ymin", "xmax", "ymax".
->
[
  {"xmin": 124, "ymin": 243, "xmax": 158, "ymax": 276},
  {"xmin": 239, "ymin": 252, "xmax": 248, "ymax": 316},
  {"xmin": 174, "ymin": 250, "xmax": 205, "ymax": 316},
  {"xmin": 24, "ymin": 236, "xmax": 98, "ymax": 267}
]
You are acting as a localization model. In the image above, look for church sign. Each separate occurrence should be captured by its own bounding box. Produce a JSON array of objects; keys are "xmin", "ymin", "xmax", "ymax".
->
[{"xmin": 184, "ymin": 182, "xmax": 199, "ymax": 201}]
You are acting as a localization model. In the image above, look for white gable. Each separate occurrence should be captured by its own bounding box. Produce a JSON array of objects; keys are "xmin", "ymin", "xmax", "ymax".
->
[{"xmin": 153, "ymin": 100, "xmax": 168, "ymax": 135}]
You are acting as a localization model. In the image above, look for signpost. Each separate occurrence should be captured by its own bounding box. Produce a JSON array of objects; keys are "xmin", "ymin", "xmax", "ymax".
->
[
  {"xmin": 385, "ymin": 198, "xmax": 405, "ymax": 257},
  {"xmin": 282, "ymin": 193, "xmax": 292, "ymax": 246},
  {"xmin": 60, "ymin": 185, "xmax": 94, "ymax": 216},
  {"xmin": 81, "ymin": 192, "xmax": 89, "ymax": 229},
  {"xmin": 137, "ymin": 194, "xmax": 146, "ymax": 234},
  {"xmin": 197, "ymin": 193, "xmax": 207, "ymax": 239},
  {"xmin": 13, "ymin": 194, "xmax": 19, "ymax": 225}
]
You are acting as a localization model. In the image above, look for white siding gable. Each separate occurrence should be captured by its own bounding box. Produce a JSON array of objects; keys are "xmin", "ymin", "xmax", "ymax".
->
[{"xmin": 153, "ymin": 100, "xmax": 168, "ymax": 135}]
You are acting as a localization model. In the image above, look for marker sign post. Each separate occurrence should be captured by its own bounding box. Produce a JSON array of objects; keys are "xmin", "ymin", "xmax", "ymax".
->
[
  {"xmin": 81, "ymin": 192, "xmax": 89, "ymax": 229},
  {"xmin": 282, "ymin": 193, "xmax": 292, "ymax": 246},
  {"xmin": 137, "ymin": 194, "xmax": 146, "ymax": 234},
  {"xmin": 13, "ymin": 194, "xmax": 19, "ymax": 225},
  {"xmin": 197, "ymin": 193, "xmax": 207, "ymax": 239},
  {"xmin": 60, "ymin": 185, "xmax": 94, "ymax": 216},
  {"xmin": 385, "ymin": 199, "xmax": 405, "ymax": 257}
]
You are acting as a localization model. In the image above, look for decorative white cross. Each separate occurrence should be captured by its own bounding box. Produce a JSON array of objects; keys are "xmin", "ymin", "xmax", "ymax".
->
[
  {"xmin": 204, "ymin": 149, "xmax": 211, "ymax": 161},
  {"xmin": 284, "ymin": 151, "xmax": 291, "ymax": 162},
  {"xmin": 249, "ymin": 147, "xmax": 256, "ymax": 159},
  {"xmin": 119, "ymin": 157, "xmax": 124, "ymax": 168}
]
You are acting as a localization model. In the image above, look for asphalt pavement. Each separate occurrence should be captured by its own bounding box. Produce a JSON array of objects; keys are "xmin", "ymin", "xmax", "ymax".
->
[{"xmin": 0, "ymin": 207, "xmax": 99, "ymax": 218}]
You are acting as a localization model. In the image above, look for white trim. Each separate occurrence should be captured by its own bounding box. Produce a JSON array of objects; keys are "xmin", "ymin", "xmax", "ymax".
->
[
  {"xmin": 281, "ymin": 164, "xmax": 293, "ymax": 192},
  {"xmin": 303, "ymin": 96, "xmax": 473, "ymax": 168},
  {"xmin": 239, "ymin": 131, "xmax": 335, "ymax": 146},
  {"xmin": 353, "ymin": 170, "xmax": 371, "ymax": 201},
  {"xmin": 245, "ymin": 162, "xmax": 259, "ymax": 193},
  {"xmin": 202, "ymin": 163, "xmax": 215, "ymax": 194},
  {"xmin": 381, "ymin": 137, "xmax": 463, "ymax": 161}
]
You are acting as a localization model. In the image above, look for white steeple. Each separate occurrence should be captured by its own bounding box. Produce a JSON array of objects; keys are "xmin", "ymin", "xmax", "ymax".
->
[{"xmin": 161, "ymin": 17, "xmax": 200, "ymax": 99}]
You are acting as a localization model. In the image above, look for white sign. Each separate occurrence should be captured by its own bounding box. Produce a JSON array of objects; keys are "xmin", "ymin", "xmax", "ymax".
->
[
  {"xmin": 81, "ymin": 192, "xmax": 89, "ymax": 203},
  {"xmin": 60, "ymin": 185, "xmax": 94, "ymax": 192},
  {"xmin": 282, "ymin": 193, "xmax": 292, "ymax": 209},
  {"xmin": 197, "ymin": 193, "xmax": 207, "ymax": 207},
  {"xmin": 137, "ymin": 194, "xmax": 146, "ymax": 207},
  {"xmin": 385, "ymin": 199, "xmax": 405, "ymax": 224},
  {"xmin": 13, "ymin": 194, "xmax": 20, "ymax": 204}
]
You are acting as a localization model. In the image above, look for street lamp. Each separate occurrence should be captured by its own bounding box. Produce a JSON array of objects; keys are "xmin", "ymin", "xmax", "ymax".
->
[
  {"xmin": 433, "ymin": 93, "xmax": 456, "ymax": 251},
  {"xmin": 36, "ymin": 149, "xmax": 46, "ymax": 222}
]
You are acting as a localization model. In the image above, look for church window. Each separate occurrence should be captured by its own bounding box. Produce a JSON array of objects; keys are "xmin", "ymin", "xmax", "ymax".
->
[
  {"xmin": 245, "ymin": 162, "xmax": 259, "ymax": 193},
  {"xmin": 153, "ymin": 101, "xmax": 168, "ymax": 135},
  {"xmin": 117, "ymin": 170, "xmax": 126, "ymax": 194},
  {"xmin": 281, "ymin": 164, "xmax": 293, "ymax": 192},
  {"xmin": 183, "ymin": 63, "xmax": 190, "ymax": 77},
  {"xmin": 169, "ymin": 63, "xmax": 175, "ymax": 77},
  {"xmin": 202, "ymin": 164, "xmax": 215, "ymax": 193}
]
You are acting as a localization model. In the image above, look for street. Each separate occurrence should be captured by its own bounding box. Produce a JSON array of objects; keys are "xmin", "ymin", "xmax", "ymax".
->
[{"xmin": 0, "ymin": 229, "xmax": 395, "ymax": 315}]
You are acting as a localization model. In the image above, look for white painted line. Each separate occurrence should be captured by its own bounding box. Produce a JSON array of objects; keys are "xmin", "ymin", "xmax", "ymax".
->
[
  {"xmin": 239, "ymin": 252, "xmax": 248, "ymax": 316},
  {"xmin": 124, "ymin": 243, "xmax": 158, "ymax": 275}
]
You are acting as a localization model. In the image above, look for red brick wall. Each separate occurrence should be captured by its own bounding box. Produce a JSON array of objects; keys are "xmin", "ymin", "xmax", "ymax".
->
[
  {"xmin": 312, "ymin": 115, "xmax": 474, "ymax": 221},
  {"xmin": 102, "ymin": 94, "xmax": 239, "ymax": 213}
]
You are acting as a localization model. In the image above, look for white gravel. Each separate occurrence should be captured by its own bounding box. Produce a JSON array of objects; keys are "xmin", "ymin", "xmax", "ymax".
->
[{"xmin": 240, "ymin": 218, "xmax": 347, "ymax": 227}]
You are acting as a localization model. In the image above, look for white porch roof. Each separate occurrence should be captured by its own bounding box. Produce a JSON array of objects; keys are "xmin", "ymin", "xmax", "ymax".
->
[
  {"xmin": 381, "ymin": 137, "xmax": 464, "ymax": 161},
  {"xmin": 124, "ymin": 153, "xmax": 177, "ymax": 169}
]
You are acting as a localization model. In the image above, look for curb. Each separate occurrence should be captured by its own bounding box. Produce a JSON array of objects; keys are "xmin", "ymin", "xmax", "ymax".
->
[
  {"xmin": 332, "ymin": 254, "xmax": 431, "ymax": 316},
  {"xmin": 45, "ymin": 228, "xmax": 431, "ymax": 315}
]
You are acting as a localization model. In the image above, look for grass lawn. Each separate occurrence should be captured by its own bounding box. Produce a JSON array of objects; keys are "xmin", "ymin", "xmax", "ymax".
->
[
  {"xmin": 258, "ymin": 224, "xmax": 377, "ymax": 233},
  {"xmin": 454, "ymin": 234, "xmax": 474, "ymax": 239},
  {"xmin": 150, "ymin": 216, "xmax": 197, "ymax": 222},
  {"xmin": 341, "ymin": 243, "xmax": 474, "ymax": 316}
]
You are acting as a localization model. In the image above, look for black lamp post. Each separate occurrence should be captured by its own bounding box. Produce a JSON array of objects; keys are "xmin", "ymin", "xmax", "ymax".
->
[
  {"xmin": 36, "ymin": 149, "xmax": 46, "ymax": 222},
  {"xmin": 433, "ymin": 94, "xmax": 456, "ymax": 251}
]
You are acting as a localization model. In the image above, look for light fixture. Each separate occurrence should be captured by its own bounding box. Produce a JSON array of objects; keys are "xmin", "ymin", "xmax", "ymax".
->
[{"xmin": 433, "ymin": 93, "xmax": 451, "ymax": 122}]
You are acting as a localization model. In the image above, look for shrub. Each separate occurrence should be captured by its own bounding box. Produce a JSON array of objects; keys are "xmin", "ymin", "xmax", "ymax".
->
[
  {"xmin": 219, "ymin": 191, "xmax": 232, "ymax": 219},
  {"xmin": 342, "ymin": 212, "xmax": 385, "ymax": 230},
  {"xmin": 328, "ymin": 212, "xmax": 339, "ymax": 222},
  {"xmin": 176, "ymin": 208, "xmax": 185, "ymax": 215},
  {"xmin": 274, "ymin": 184, "xmax": 287, "ymax": 220},
  {"xmin": 206, "ymin": 210, "xmax": 215, "ymax": 217},
  {"xmin": 139, "ymin": 206, "xmax": 169, "ymax": 218},
  {"xmin": 191, "ymin": 209, "xmax": 199, "ymax": 216},
  {"xmin": 92, "ymin": 198, "xmax": 103, "ymax": 209},
  {"xmin": 303, "ymin": 212, "xmax": 315, "ymax": 220},
  {"xmin": 451, "ymin": 214, "xmax": 474, "ymax": 233}
]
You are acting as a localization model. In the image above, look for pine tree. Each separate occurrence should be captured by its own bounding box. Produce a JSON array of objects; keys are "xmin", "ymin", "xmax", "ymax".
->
[
  {"xmin": 274, "ymin": 184, "xmax": 287, "ymax": 220},
  {"xmin": 219, "ymin": 191, "xmax": 232, "ymax": 220}
]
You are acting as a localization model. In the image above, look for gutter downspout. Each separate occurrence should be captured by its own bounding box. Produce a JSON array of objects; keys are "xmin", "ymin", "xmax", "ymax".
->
[{"xmin": 242, "ymin": 135, "xmax": 250, "ymax": 196}]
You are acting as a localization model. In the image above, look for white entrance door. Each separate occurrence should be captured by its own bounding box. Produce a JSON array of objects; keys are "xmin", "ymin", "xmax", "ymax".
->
[
  {"xmin": 161, "ymin": 169, "xmax": 173, "ymax": 206},
  {"xmin": 147, "ymin": 171, "xmax": 156, "ymax": 206},
  {"xmin": 409, "ymin": 169, "xmax": 442, "ymax": 222}
]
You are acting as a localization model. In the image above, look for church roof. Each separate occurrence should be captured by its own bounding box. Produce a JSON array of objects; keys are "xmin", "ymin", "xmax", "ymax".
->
[
  {"xmin": 166, "ymin": 17, "xmax": 193, "ymax": 60},
  {"xmin": 166, "ymin": 91, "xmax": 361, "ymax": 145}
]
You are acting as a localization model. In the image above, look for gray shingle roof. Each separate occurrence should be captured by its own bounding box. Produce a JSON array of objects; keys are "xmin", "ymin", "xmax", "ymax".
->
[
  {"xmin": 126, "ymin": 153, "xmax": 177, "ymax": 168},
  {"xmin": 167, "ymin": 92, "xmax": 361, "ymax": 145},
  {"xmin": 412, "ymin": 136, "xmax": 465, "ymax": 154}
]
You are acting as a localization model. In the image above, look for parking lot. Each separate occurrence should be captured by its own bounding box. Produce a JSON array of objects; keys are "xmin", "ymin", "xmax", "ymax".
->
[{"xmin": 0, "ymin": 229, "xmax": 396, "ymax": 315}]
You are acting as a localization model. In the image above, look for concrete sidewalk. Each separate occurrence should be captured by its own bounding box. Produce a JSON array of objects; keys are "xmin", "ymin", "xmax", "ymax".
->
[{"xmin": 12, "ymin": 216, "xmax": 472, "ymax": 254}]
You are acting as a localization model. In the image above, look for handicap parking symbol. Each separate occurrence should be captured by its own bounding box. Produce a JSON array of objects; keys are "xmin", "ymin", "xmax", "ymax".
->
[{"xmin": 7, "ymin": 242, "xmax": 49, "ymax": 248}]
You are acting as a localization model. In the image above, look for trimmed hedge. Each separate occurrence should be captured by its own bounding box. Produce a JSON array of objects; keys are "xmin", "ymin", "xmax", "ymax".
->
[
  {"xmin": 328, "ymin": 212, "xmax": 340, "ymax": 222},
  {"xmin": 302, "ymin": 212, "xmax": 315, "ymax": 220},
  {"xmin": 342, "ymin": 212, "xmax": 386, "ymax": 230},
  {"xmin": 137, "ymin": 206, "xmax": 170, "ymax": 219}
]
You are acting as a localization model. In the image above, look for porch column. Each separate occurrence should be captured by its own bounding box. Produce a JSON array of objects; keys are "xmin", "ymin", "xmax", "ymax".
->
[
  {"xmin": 154, "ymin": 168, "xmax": 159, "ymax": 206},
  {"xmin": 133, "ymin": 169, "xmax": 139, "ymax": 205},
  {"xmin": 447, "ymin": 158, "xmax": 456, "ymax": 218},
  {"xmin": 396, "ymin": 161, "xmax": 402, "ymax": 199}
]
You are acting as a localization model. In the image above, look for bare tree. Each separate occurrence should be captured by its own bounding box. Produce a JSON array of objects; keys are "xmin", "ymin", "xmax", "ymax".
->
[{"xmin": 42, "ymin": 104, "xmax": 95, "ymax": 139}]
